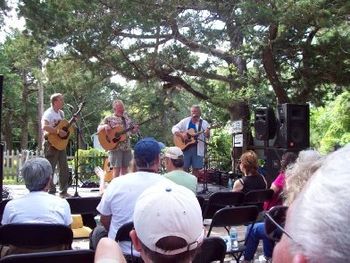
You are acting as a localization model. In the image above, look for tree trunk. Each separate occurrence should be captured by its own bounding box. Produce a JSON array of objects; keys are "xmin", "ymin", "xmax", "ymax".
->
[
  {"xmin": 20, "ymin": 80, "xmax": 29, "ymax": 150},
  {"xmin": 37, "ymin": 82, "xmax": 44, "ymax": 150}
]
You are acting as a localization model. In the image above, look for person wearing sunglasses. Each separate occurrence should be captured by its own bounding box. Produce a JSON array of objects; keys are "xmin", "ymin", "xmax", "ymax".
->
[
  {"xmin": 273, "ymin": 144, "xmax": 350, "ymax": 263},
  {"xmin": 241, "ymin": 150, "xmax": 322, "ymax": 263}
]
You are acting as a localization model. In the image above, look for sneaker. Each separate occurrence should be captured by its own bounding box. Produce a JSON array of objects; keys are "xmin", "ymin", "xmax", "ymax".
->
[{"xmin": 59, "ymin": 192, "xmax": 72, "ymax": 198}]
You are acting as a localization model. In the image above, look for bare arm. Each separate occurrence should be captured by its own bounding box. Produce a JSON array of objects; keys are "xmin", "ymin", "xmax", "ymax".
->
[
  {"xmin": 100, "ymin": 214, "xmax": 112, "ymax": 231},
  {"xmin": 95, "ymin": 237, "xmax": 126, "ymax": 263},
  {"xmin": 232, "ymin": 179, "xmax": 243, "ymax": 192}
]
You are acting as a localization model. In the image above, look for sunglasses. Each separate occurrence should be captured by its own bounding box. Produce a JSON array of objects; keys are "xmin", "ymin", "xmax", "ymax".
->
[{"xmin": 264, "ymin": 205, "xmax": 293, "ymax": 242}]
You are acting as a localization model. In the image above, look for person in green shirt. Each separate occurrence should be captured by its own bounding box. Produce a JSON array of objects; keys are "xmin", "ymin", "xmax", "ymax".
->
[{"xmin": 163, "ymin": 146, "xmax": 198, "ymax": 193}]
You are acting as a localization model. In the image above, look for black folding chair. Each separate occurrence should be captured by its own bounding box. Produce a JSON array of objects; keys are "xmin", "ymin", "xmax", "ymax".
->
[
  {"xmin": 66, "ymin": 196, "xmax": 101, "ymax": 229},
  {"xmin": 193, "ymin": 237, "xmax": 227, "ymax": 263},
  {"xmin": 243, "ymin": 189, "xmax": 274, "ymax": 212},
  {"xmin": 206, "ymin": 205, "xmax": 259, "ymax": 263},
  {"xmin": 0, "ymin": 249, "xmax": 95, "ymax": 263},
  {"xmin": 202, "ymin": 191, "xmax": 244, "ymax": 219},
  {"xmin": 115, "ymin": 221, "xmax": 134, "ymax": 242},
  {"xmin": 196, "ymin": 195, "xmax": 205, "ymax": 212},
  {"xmin": 0, "ymin": 223, "xmax": 73, "ymax": 255}
]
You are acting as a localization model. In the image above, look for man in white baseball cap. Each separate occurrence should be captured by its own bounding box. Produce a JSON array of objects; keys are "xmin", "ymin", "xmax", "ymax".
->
[
  {"xmin": 163, "ymin": 146, "xmax": 198, "ymax": 193},
  {"xmin": 130, "ymin": 182, "xmax": 204, "ymax": 262}
]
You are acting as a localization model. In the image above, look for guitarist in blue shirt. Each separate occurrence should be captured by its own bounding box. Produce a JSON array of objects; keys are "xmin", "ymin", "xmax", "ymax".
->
[{"xmin": 172, "ymin": 105, "xmax": 210, "ymax": 178}]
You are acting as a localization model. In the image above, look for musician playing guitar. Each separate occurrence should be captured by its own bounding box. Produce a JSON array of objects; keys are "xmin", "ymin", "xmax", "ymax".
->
[
  {"xmin": 41, "ymin": 93, "xmax": 77, "ymax": 198},
  {"xmin": 172, "ymin": 105, "xmax": 210, "ymax": 178},
  {"xmin": 97, "ymin": 99, "xmax": 139, "ymax": 178}
]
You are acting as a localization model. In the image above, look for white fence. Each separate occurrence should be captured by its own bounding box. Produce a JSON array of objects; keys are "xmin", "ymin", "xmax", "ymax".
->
[{"xmin": 2, "ymin": 150, "xmax": 45, "ymax": 180}]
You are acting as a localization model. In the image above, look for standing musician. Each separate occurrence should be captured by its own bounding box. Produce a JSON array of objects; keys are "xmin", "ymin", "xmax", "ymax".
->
[
  {"xmin": 41, "ymin": 93, "xmax": 72, "ymax": 198},
  {"xmin": 172, "ymin": 105, "xmax": 210, "ymax": 177},
  {"xmin": 97, "ymin": 99, "xmax": 139, "ymax": 178}
]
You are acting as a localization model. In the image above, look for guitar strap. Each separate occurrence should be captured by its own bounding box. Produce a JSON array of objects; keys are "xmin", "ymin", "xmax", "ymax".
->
[{"xmin": 122, "ymin": 116, "xmax": 128, "ymax": 138}]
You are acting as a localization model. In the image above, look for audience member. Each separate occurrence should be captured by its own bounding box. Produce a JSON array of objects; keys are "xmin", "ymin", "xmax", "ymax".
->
[
  {"xmin": 90, "ymin": 137, "xmax": 169, "ymax": 261},
  {"xmin": 242, "ymin": 150, "xmax": 322, "ymax": 263},
  {"xmin": 273, "ymin": 144, "xmax": 350, "ymax": 263},
  {"xmin": 163, "ymin": 146, "xmax": 198, "ymax": 193},
  {"xmin": 1, "ymin": 157, "xmax": 72, "ymax": 225},
  {"xmin": 233, "ymin": 150, "xmax": 267, "ymax": 193},
  {"xmin": 264, "ymin": 152, "xmax": 298, "ymax": 210},
  {"xmin": 94, "ymin": 183, "xmax": 204, "ymax": 263},
  {"xmin": 95, "ymin": 238, "xmax": 126, "ymax": 263}
]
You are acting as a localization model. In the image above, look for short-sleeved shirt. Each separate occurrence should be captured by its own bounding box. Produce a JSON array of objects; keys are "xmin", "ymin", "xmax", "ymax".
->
[
  {"xmin": 42, "ymin": 107, "xmax": 64, "ymax": 127},
  {"xmin": 97, "ymin": 171, "xmax": 169, "ymax": 256},
  {"xmin": 264, "ymin": 171, "xmax": 285, "ymax": 210},
  {"xmin": 100, "ymin": 113, "xmax": 133, "ymax": 151},
  {"xmin": 1, "ymin": 191, "xmax": 72, "ymax": 226},
  {"xmin": 163, "ymin": 170, "xmax": 198, "ymax": 193}
]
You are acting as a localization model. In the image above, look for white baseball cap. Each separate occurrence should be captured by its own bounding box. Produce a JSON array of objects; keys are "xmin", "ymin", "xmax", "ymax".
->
[
  {"xmin": 164, "ymin": 146, "xmax": 184, "ymax": 160},
  {"xmin": 133, "ymin": 183, "xmax": 204, "ymax": 255}
]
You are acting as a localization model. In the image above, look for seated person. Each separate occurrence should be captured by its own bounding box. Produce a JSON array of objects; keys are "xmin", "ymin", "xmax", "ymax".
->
[
  {"xmin": 242, "ymin": 150, "xmax": 322, "ymax": 263},
  {"xmin": 232, "ymin": 150, "xmax": 267, "ymax": 193},
  {"xmin": 163, "ymin": 146, "xmax": 198, "ymax": 193},
  {"xmin": 2, "ymin": 157, "xmax": 72, "ymax": 225},
  {"xmin": 1, "ymin": 157, "xmax": 72, "ymax": 257},
  {"xmin": 264, "ymin": 152, "xmax": 297, "ymax": 210},
  {"xmin": 94, "ymin": 183, "xmax": 204, "ymax": 263},
  {"xmin": 273, "ymin": 144, "xmax": 350, "ymax": 262}
]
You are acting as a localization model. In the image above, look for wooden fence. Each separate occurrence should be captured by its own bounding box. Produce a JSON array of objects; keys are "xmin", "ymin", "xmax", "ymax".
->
[{"xmin": 3, "ymin": 150, "xmax": 45, "ymax": 181}]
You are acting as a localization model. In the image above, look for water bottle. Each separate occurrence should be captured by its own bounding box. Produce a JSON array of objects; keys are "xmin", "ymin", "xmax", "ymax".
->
[
  {"xmin": 229, "ymin": 227, "xmax": 238, "ymax": 250},
  {"xmin": 227, "ymin": 177, "xmax": 233, "ymax": 190}
]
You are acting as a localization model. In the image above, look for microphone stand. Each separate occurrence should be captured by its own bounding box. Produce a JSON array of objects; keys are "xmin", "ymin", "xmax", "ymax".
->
[
  {"xmin": 73, "ymin": 124, "xmax": 81, "ymax": 197},
  {"xmin": 197, "ymin": 136, "xmax": 212, "ymax": 195}
]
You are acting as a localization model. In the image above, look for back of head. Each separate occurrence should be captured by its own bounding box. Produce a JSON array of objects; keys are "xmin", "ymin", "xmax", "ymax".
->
[
  {"xmin": 133, "ymin": 183, "xmax": 204, "ymax": 262},
  {"xmin": 21, "ymin": 157, "xmax": 52, "ymax": 192},
  {"xmin": 284, "ymin": 149, "xmax": 323, "ymax": 206},
  {"xmin": 280, "ymin": 152, "xmax": 298, "ymax": 172},
  {"xmin": 287, "ymin": 144, "xmax": 350, "ymax": 262},
  {"xmin": 164, "ymin": 146, "xmax": 184, "ymax": 168},
  {"xmin": 134, "ymin": 137, "xmax": 161, "ymax": 170},
  {"xmin": 240, "ymin": 150, "xmax": 258, "ymax": 175}
]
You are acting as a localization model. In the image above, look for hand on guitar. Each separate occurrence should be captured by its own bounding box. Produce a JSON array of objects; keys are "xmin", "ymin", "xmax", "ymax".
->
[{"xmin": 57, "ymin": 129, "xmax": 68, "ymax": 138}]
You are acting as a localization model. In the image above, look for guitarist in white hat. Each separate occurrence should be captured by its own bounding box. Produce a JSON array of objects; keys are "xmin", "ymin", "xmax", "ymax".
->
[
  {"xmin": 172, "ymin": 105, "xmax": 210, "ymax": 178},
  {"xmin": 97, "ymin": 99, "xmax": 139, "ymax": 178},
  {"xmin": 41, "ymin": 93, "xmax": 73, "ymax": 198}
]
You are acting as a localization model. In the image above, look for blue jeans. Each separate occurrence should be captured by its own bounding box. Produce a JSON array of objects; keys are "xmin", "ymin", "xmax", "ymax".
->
[{"xmin": 243, "ymin": 222, "xmax": 274, "ymax": 260}]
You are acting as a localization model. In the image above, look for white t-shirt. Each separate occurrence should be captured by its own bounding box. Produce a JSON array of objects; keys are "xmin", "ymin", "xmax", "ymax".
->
[
  {"xmin": 97, "ymin": 171, "xmax": 169, "ymax": 255},
  {"xmin": 172, "ymin": 116, "xmax": 209, "ymax": 156},
  {"xmin": 1, "ymin": 191, "xmax": 72, "ymax": 225},
  {"xmin": 42, "ymin": 106, "xmax": 64, "ymax": 127}
]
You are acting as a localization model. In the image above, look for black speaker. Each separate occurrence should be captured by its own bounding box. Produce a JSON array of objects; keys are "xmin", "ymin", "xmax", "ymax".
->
[
  {"xmin": 254, "ymin": 107, "xmax": 277, "ymax": 140},
  {"xmin": 276, "ymin": 104, "xmax": 310, "ymax": 149}
]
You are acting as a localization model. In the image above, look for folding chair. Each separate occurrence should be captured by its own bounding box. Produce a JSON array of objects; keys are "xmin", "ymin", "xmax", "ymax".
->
[
  {"xmin": 0, "ymin": 249, "xmax": 95, "ymax": 263},
  {"xmin": 66, "ymin": 196, "xmax": 101, "ymax": 229},
  {"xmin": 206, "ymin": 205, "xmax": 259, "ymax": 263},
  {"xmin": 0, "ymin": 223, "xmax": 73, "ymax": 256},
  {"xmin": 196, "ymin": 195, "xmax": 205, "ymax": 212},
  {"xmin": 243, "ymin": 189, "xmax": 274, "ymax": 212},
  {"xmin": 115, "ymin": 221, "xmax": 134, "ymax": 242},
  {"xmin": 193, "ymin": 237, "xmax": 227, "ymax": 263},
  {"xmin": 203, "ymin": 191, "xmax": 244, "ymax": 219}
]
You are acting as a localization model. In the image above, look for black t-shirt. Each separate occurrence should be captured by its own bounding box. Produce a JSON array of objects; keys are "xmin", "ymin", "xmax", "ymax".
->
[{"xmin": 239, "ymin": 174, "xmax": 267, "ymax": 194}]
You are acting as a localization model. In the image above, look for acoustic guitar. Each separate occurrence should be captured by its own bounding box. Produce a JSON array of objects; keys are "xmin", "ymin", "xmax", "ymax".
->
[
  {"xmin": 46, "ymin": 102, "xmax": 84, "ymax": 151},
  {"xmin": 173, "ymin": 124, "xmax": 219, "ymax": 151},
  {"xmin": 98, "ymin": 115, "xmax": 158, "ymax": 151}
]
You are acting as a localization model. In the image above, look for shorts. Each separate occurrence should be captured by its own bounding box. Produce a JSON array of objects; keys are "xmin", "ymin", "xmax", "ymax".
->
[
  {"xmin": 183, "ymin": 145, "xmax": 203, "ymax": 169},
  {"xmin": 109, "ymin": 149, "xmax": 132, "ymax": 168}
]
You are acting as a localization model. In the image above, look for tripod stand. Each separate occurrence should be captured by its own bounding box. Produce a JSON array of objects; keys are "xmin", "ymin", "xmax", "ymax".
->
[{"xmin": 197, "ymin": 137, "xmax": 212, "ymax": 195}]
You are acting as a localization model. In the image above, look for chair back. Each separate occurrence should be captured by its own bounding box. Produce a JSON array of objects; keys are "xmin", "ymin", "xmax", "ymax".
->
[
  {"xmin": 0, "ymin": 249, "xmax": 94, "ymax": 263},
  {"xmin": 207, "ymin": 205, "xmax": 259, "ymax": 237},
  {"xmin": 66, "ymin": 197, "xmax": 101, "ymax": 229},
  {"xmin": 0, "ymin": 199, "xmax": 11, "ymax": 225},
  {"xmin": 196, "ymin": 195, "xmax": 205, "ymax": 212},
  {"xmin": 243, "ymin": 189, "xmax": 274, "ymax": 211},
  {"xmin": 193, "ymin": 237, "xmax": 226, "ymax": 263},
  {"xmin": 115, "ymin": 221, "xmax": 134, "ymax": 242},
  {"xmin": 0, "ymin": 223, "xmax": 73, "ymax": 250},
  {"xmin": 203, "ymin": 191, "xmax": 244, "ymax": 219}
]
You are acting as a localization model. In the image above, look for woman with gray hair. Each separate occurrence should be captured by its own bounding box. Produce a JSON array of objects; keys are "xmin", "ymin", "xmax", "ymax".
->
[{"xmin": 1, "ymin": 157, "xmax": 72, "ymax": 225}]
